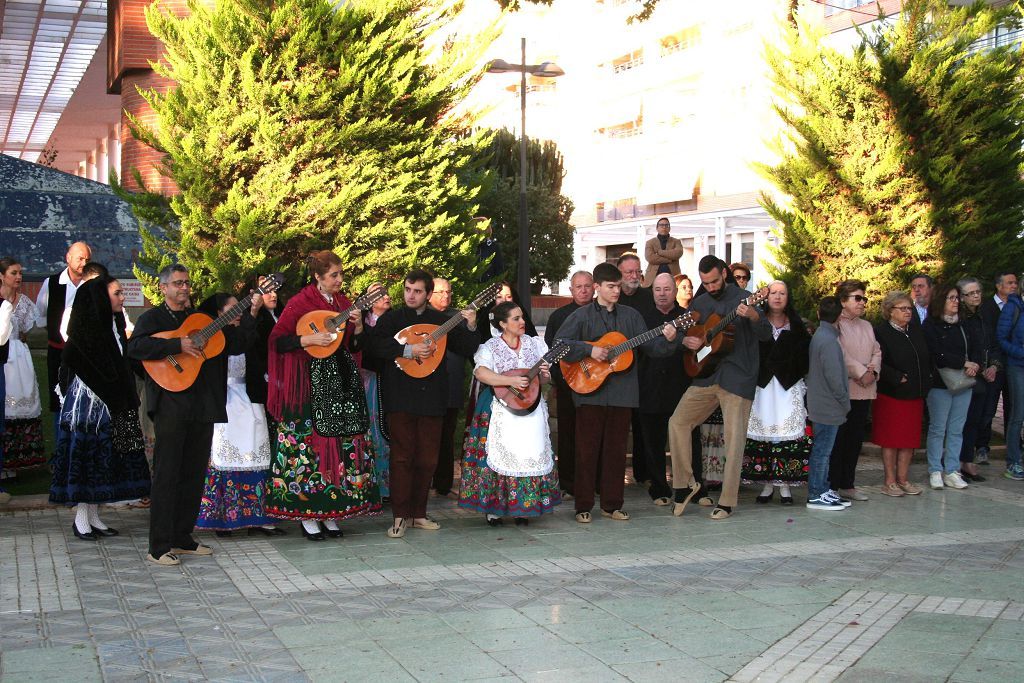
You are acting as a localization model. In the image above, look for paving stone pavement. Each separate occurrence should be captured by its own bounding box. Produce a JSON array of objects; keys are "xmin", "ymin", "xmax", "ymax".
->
[{"xmin": 2, "ymin": 456, "xmax": 1024, "ymax": 682}]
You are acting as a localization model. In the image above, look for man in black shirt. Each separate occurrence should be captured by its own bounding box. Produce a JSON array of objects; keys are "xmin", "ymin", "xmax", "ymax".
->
[
  {"xmin": 428, "ymin": 277, "xmax": 467, "ymax": 499},
  {"xmin": 544, "ymin": 270, "xmax": 594, "ymax": 497},
  {"xmin": 127, "ymin": 264, "xmax": 258, "ymax": 566},
  {"xmin": 366, "ymin": 270, "xmax": 479, "ymax": 538},
  {"xmin": 617, "ymin": 252, "xmax": 653, "ymax": 484}
]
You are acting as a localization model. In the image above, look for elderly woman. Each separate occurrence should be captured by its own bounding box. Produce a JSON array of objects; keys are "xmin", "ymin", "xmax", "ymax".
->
[
  {"xmin": 830, "ymin": 280, "xmax": 881, "ymax": 502},
  {"xmin": 872, "ymin": 292, "xmax": 930, "ymax": 496},
  {"xmin": 922, "ymin": 284, "xmax": 978, "ymax": 490},
  {"xmin": 957, "ymin": 277, "xmax": 999, "ymax": 483}
]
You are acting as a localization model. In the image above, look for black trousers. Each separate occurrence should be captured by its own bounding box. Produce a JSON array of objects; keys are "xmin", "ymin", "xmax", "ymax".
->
[
  {"xmin": 431, "ymin": 408, "xmax": 459, "ymax": 494},
  {"xmin": 829, "ymin": 399, "xmax": 871, "ymax": 490},
  {"xmin": 631, "ymin": 409, "xmax": 648, "ymax": 482},
  {"xmin": 46, "ymin": 345, "xmax": 62, "ymax": 413},
  {"xmin": 977, "ymin": 369, "xmax": 1011, "ymax": 450},
  {"xmin": 149, "ymin": 414, "xmax": 214, "ymax": 557},
  {"xmin": 554, "ymin": 381, "xmax": 577, "ymax": 495},
  {"xmin": 638, "ymin": 413, "xmax": 698, "ymax": 500},
  {"xmin": 960, "ymin": 383, "xmax": 989, "ymax": 463}
]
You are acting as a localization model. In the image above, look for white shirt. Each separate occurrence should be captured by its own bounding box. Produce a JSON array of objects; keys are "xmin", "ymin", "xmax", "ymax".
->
[
  {"xmin": 34, "ymin": 268, "xmax": 84, "ymax": 328},
  {"xmin": 915, "ymin": 303, "xmax": 928, "ymax": 322},
  {"xmin": 995, "ymin": 294, "xmax": 1007, "ymax": 311},
  {"xmin": 0, "ymin": 299, "xmax": 13, "ymax": 347}
]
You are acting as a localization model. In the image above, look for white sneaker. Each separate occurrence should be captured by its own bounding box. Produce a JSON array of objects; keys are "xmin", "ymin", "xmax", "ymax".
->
[
  {"xmin": 929, "ymin": 472, "xmax": 944, "ymax": 489},
  {"xmin": 943, "ymin": 471, "xmax": 969, "ymax": 489}
]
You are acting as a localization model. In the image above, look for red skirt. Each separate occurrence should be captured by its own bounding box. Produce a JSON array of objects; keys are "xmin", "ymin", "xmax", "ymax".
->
[{"xmin": 871, "ymin": 393, "xmax": 924, "ymax": 449}]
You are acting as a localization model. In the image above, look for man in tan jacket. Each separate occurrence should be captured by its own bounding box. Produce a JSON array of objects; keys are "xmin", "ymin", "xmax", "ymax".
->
[{"xmin": 643, "ymin": 217, "xmax": 683, "ymax": 286}]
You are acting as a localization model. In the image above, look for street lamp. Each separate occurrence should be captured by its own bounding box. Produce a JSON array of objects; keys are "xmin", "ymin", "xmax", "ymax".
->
[{"xmin": 486, "ymin": 38, "xmax": 564, "ymax": 316}]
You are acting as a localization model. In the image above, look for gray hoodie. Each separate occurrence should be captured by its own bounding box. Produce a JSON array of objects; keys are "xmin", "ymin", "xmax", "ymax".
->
[{"xmin": 806, "ymin": 321, "xmax": 850, "ymax": 425}]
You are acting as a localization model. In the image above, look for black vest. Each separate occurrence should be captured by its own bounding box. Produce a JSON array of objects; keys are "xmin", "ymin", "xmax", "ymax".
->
[
  {"xmin": 46, "ymin": 274, "xmax": 68, "ymax": 348},
  {"xmin": 0, "ymin": 295, "xmax": 9, "ymax": 365}
]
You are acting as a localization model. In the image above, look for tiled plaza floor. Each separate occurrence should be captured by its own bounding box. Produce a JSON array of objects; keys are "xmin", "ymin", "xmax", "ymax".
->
[{"xmin": 1, "ymin": 455, "xmax": 1023, "ymax": 682}]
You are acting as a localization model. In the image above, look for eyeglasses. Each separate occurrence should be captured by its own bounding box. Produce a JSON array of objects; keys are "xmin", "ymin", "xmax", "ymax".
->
[
  {"xmin": 166, "ymin": 279, "xmax": 191, "ymax": 288},
  {"xmin": 734, "ymin": 275, "xmax": 750, "ymax": 282},
  {"xmin": 846, "ymin": 295, "xmax": 868, "ymax": 303},
  {"xmin": 892, "ymin": 305, "xmax": 913, "ymax": 312},
  {"xmin": 962, "ymin": 290, "xmax": 982, "ymax": 297},
  {"xmin": 946, "ymin": 295, "xmax": 960, "ymax": 302}
]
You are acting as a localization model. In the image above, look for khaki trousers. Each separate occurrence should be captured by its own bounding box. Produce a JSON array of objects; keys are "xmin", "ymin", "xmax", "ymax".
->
[{"xmin": 667, "ymin": 384, "xmax": 752, "ymax": 508}]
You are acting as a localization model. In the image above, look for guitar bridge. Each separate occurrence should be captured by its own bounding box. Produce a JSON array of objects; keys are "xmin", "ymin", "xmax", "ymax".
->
[
  {"xmin": 309, "ymin": 322, "xmax": 320, "ymax": 333},
  {"xmin": 166, "ymin": 356, "xmax": 184, "ymax": 374}
]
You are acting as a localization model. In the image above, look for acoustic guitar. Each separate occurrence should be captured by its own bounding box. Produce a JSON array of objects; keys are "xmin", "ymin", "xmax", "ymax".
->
[
  {"xmin": 143, "ymin": 273, "xmax": 284, "ymax": 392},
  {"xmin": 393, "ymin": 282, "xmax": 501, "ymax": 378},
  {"xmin": 559, "ymin": 312, "xmax": 697, "ymax": 395},
  {"xmin": 297, "ymin": 287, "xmax": 388, "ymax": 358},
  {"xmin": 493, "ymin": 342, "xmax": 571, "ymax": 416},
  {"xmin": 683, "ymin": 286, "xmax": 770, "ymax": 379}
]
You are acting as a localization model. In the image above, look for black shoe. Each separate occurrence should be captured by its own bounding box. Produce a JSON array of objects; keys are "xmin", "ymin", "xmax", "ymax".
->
[
  {"xmin": 780, "ymin": 495, "xmax": 794, "ymax": 506},
  {"xmin": 91, "ymin": 526, "xmax": 120, "ymax": 537},
  {"xmin": 381, "ymin": 496, "xmax": 391, "ymax": 504},
  {"xmin": 301, "ymin": 526, "xmax": 326, "ymax": 542},
  {"xmin": 215, "ymin": 530, "xmax": 233, "ymax": 538},
  {"xmin": 961, "ymin": 469, "xmax": 986, "ymax": 483},
  {"xmin": 320, "ymin": 523, "xmax": 344, "ymax": 538},
  {"xmin": 248, "ymin": 527, "xmax": 287, "ymax": 537},
  {"xmin": 514, "ymin": 517, "xmax": 529, "ymax": 527},
  {"xmin": 486, "ymin": 516, "xmax": 503, "ymax": 527},
  {"xmin": 72, "ymin": 524, "xmax": 98, "ymax": 541},
  {"xmin": 755, "ymin": 490, "xmax": 773, "ymax": 504}
]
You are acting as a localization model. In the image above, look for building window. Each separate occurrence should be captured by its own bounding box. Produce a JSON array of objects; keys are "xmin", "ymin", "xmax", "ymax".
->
[
  {"xmin": 824, "ymin": 0, "xmax": 876, "ymax": 17},
  {"xmin": 603, "ymin": 244, "xmax": 636, "ymax": 263},
  {"xmin": 611, "ymin": 49, "xmax": 644, "ymax": 74},
  {"xmin": 660, "ymin": 26, "xmax": 701, "ymax": 56}
]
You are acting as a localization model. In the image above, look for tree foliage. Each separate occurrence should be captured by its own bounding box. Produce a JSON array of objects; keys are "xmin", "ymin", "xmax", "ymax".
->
[
  {"xmin": 761, "ymin": 0, "xmax": 1024, "ymax": 315},
  {"xmin": 474, "ymin": 128, "xmax": 574, "ymax": 293},
  {"xmin": 495, "ymin": 0, "xmax": 658, "ymax": 23},
  {"xmin": 126, "ymin": 0, "xmax": 499, "ymax": 301}
]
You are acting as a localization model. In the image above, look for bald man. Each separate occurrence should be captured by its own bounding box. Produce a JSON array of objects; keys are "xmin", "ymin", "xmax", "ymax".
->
[{"xmin": 35, "ymin": 241, "xmax": 92, "ymax": 416}]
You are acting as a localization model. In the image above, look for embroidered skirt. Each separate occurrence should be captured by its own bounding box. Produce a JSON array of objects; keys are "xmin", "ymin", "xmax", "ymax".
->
[
  {"xmin": 196, "ymin": 469, "xmax": 272, "ymax": 530},
  {"xmin": 458, "ymin": 388, "xmax": 560, "ymax": 518}
]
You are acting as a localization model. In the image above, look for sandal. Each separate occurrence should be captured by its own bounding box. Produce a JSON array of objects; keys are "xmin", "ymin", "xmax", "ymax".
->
[
  {"xmin": 386, "ymin": 519, "xmax": 407, "ymax": 538},
  {"xmin": 672, "ymin": 482, "xmax": 702, "ymax": 518},
  {"xmin": 411, "ymin": 518, "xmax": 441, "ymax": 531},
  {"xmin": 575, "ymin": 511, "xmax": 592, "ymax": 524},
  {"xmin": 710, "ymin": 506, "xmax": 732, "ymax": 520},
  {"xmin": 652, "ymin": 496, "xmax": 671, "ymax": 506},
  {"xmin": 601, "ymin": 509, "xmax": 630, "ymax": 521},
  {"xmin": 697, "ymin": 496, "xmax": 715, "ymax": 507}
]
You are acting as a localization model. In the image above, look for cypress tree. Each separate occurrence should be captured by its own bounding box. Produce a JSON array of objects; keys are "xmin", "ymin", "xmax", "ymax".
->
[
  {"xmin": 127, "ymin": 0, "xmax": 499, "ymax": 299},
  {"xmin": 761, "ymin": 0, "xmax": 1024, "ymax": 314}
]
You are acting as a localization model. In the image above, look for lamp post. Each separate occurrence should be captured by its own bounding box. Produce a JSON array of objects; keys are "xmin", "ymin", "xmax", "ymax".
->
[{"xmin": 487, "ymin": 39, "xmax": 564, "ymax": 317}]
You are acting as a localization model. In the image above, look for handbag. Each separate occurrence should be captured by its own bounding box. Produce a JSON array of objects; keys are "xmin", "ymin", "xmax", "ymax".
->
[{"xmin": 937, "ymin": 327, "xmax": 976, "ymax": 395}]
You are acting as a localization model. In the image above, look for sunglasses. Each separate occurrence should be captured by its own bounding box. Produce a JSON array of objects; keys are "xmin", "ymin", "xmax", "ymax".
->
[{"xmin": 846, "ymin": 295, "xmax": 868, "ymax": 303}]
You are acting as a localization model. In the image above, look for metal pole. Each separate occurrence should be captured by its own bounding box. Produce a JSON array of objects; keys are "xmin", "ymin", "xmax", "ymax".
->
[{"xmin": 517, "ymin": 36, "xmax": 531, "ymax": 316}]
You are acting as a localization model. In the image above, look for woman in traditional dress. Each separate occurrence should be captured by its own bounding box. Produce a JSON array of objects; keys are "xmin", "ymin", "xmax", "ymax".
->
[
  {"xmin": 50, "ymin": 277, "xmax": 151, "ymax": 540},
  {"xmin": 360, "ymin": 287, "xmax": 391, "ymax": 501},
  {"xmin": 195, "ymin": 293, "xmax": 281, "ymax": 537},
  {"xmin": 741, "ymin": 281, "xmax": 811, "ymax": 505},
  {"xmin": 265, "ymin": 251, "xmax": 381, "ymax": 541},
  {"xmin": 459, "ymin": 301, "xmax": 560, "ymax": 526},
  {"xmin": 0, "ymin": 258, "xmax": 45, "ymax": 477}
]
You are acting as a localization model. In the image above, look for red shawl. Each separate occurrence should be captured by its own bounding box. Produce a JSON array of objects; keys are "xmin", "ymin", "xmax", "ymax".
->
[{"xmin": 267, "ymin": 283, "xmax": 355, "ymax": 484}]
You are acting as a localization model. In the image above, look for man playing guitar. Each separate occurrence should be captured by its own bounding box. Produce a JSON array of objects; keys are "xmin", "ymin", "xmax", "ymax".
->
[
  {"xmin": 555, "ymin": 262, "xmax": 679, "ymax": 525},
  {"xmin": 668, "ymin": 256, "xmax": 771, "ymax": 521}
]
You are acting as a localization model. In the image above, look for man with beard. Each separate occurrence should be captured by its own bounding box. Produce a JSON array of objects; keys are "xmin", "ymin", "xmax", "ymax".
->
[
  {"xmin": 667, "ymin": 255, "xmax": 770, "ymax": 520},
  {"xmin": 544, "ymin": 270, "xmax": 594, "ymax": 497}
]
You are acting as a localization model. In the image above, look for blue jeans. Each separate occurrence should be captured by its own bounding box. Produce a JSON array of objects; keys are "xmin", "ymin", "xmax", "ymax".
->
[
  {"xmin": 1006, "ymin": 365, "xmax": 1024, "ymax": 469},
  {"xmin": 809, "ymin": 422, "xmax": 840, "ymax": 498},
  {"xmin": 926, "ymin": 387, "xmax": 971, "ymax": 474}
]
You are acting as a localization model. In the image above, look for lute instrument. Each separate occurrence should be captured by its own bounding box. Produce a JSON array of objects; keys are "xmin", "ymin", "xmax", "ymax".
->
[
  {"xmin": 297, "ymin": 287, "xmax": 388, "ymax": 358},
  {"xmin": 683, "ymin": 285, "xmax": 770, "ymax": 379},
  {"xmin": 493, "ymin": 341, "xmax": 571, "ymax": 416},
  {"xmin": 143, "ymin": 273, "xmax": 284, "ymax": 392},
  {"xmin": 394, "ymin": 282, "xmax": 501, "ymax": 378},
  {"xmin": 559, "ymin": 312, "xmax": 698, "ymax": 394}
]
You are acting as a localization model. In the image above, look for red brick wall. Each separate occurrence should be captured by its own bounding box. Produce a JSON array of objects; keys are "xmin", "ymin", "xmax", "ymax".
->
[{"xmin": 108, "ymin": 0, "xmax": 192, "ymax": 194}]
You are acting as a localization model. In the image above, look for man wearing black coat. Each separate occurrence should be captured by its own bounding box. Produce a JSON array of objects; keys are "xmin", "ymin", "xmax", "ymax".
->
[
  {"xmin": 977, "ymin": 271, "xmax": 1018, "ymax": 463},
  {"xmin": 127, "ymin": 265, "xmax": 258, "ymax": 566},
  {"xmin": 365, "ymin": 270, "xmax": 479, "ymax": 536}
]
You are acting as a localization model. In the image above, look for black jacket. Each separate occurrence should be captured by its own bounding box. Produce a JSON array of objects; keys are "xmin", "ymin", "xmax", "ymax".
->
[
  {"xmin": 544, "ymin": 301, "xmax": 581, "ymax": 383},
  {"xmin": 874, "ymin": 321, "xmax": 931, "ymax": 400},
  {"xmin": 244, "ymin": 308, "xmax": 277, "ymax": 405},
  {"xmin": 756, "ymin": 321, "xmax": 809, "ymax": 391},
  {"xmin": 365, "ymin": 306, "xmax": 479, "ymax": 416},
  {"xmin": 638, "ymin": 304, "xmax": 689, "ymax": 414},
  {"xmin": 921, "ymin": 317, "xmax": 977, "ymax": 391},
  {"xmin": 127, "ymin": 305, "xmax": 256, "ymax": 421}
]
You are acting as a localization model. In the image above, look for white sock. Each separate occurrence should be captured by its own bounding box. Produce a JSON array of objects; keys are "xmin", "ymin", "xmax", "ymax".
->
[
  {"xmin": 760, "ymin": 483, "xmax": 774, "ymax": 497},
  {"xmin": 87, "ymin": 504, "xmax": 108, "ymax": 530},
  {"xmin": 322, "ymin": 520, "xmax": 340, "ymax": 531},
  {"xmin": 780, "ymin": 484, "xmax": 791, "ymax": 498},
  {"xmin": 301, "ymin": 520, "xmax": 320, "ymax": 534},
  {"xmin": 261, "ymin": 524, "xmax": 276, "ymax": 530},
  {"xmin": 486, "ymin": 514, "xmax": 499, "ymax": 521},
  {"xmin": 74, "ymin": 505, "xmax": 92, "ymax": 534}
]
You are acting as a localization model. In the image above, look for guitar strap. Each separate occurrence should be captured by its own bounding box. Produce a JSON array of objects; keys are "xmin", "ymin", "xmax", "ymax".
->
[{"xmin": 594, "ymin": 301, "xmax": 618, "ymax": 337}]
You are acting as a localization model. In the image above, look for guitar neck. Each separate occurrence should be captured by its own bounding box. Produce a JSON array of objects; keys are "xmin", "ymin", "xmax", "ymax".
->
[
  {"xmin": 429, "ymin": 310, "xmax": 468, "ymax": 343},
  {"xmin": 194, "ymin": 293, "xmax": 254, "ymax": 343},
  {"xmin": 608, "ymin": 323, "xmax": 672, "ymax": 357},
  {"xmin": 328, "ymin": 303, "xmax": 357, "ymax": 330}
]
